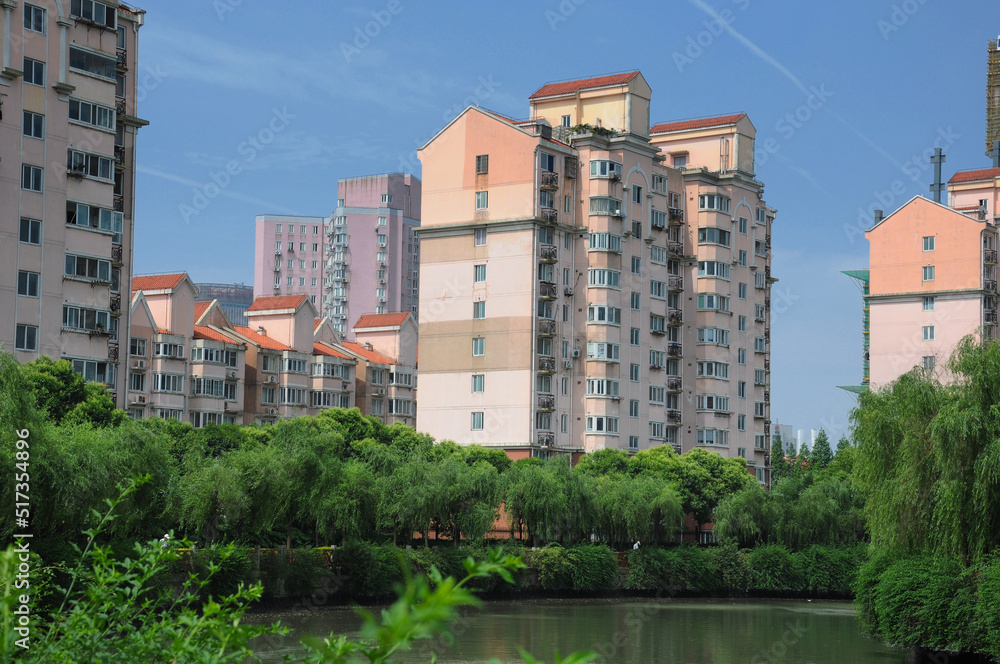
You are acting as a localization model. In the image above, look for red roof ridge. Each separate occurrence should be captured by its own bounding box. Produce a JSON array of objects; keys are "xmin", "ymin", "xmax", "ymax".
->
[
  {"xmin": 313, "ymin": 342, "xmax": 353, "ymax": 360},
  {"xmin": 650, "ymin": 113, "xmax": 747, "ymax": 134},
  {"xmin": 353, "ymin": 312, "xmax": 412, "ymax": 329},
  {"xmin": 948, "ymin": 167, "xmax": 1000, "ymax": 184},
  {"xmin": 232, "ymin": 325, "xmax": 294, "ymax": 351},
  {"xmin": 193, "ymin": 325, "xmax": 244, "ymax": 345},
  {"xmin": 132, "ymin": 273, "xmax": 188, "ymax": 292},
  {"xmin": 342, "ymin": 340, "xmax": 397, "ymax": 365},
  {"xmin": 247, "ymin": 294, "xmax": 309, "ymax": 313},
  {"xmin": 529, "ymin": 71, "xmax": 641, "ymax": 100}
]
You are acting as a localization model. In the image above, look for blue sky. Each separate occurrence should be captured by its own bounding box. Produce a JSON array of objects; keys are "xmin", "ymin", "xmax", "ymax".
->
[{"xmin": 133, "ymin": 0, "xmax": 998, "ymax": 441}]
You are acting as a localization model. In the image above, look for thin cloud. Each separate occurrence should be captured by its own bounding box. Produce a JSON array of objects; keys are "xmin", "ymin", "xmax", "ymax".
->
[{"xmin": 136, "ymin": 165, "xmax": 287, "ymax": 210}]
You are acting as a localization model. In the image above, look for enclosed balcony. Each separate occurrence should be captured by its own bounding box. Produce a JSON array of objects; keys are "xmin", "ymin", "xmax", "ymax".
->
[
  {"xmin": 540, "ymin": 207, "xmax": 558, "ymax": 224},
  {"xmin": 667, "ymin": 276, "xmax": 683, "ymax": 291},
  {"xmin": 667, "ymin": 309, "xmax": 683, "ymax": 325},
  {"xmin": 666, "ymin": 377, "xmax": 682, "ymax": 392},
  {"xmin": 540, "ymin": 171, "xmax": 559, "ymax": 190},
  {"xmin": 667, "ymin": 241, "xmax": 684, "ymax": 255},
  {"xmin": 986, "ymin": 280, "xmax": 998, "ymax": 292},
  {"xmin": 666, "ymin": 410, "xmax": 681, "ymax": 424},
  {"xmin": 539, "ymin": 282, "xmax": 558, "ymax": 299},
  {"xmin": 539, "ymin": 243, "xmax": 558, "ymax": 262},
  {"xmin": 538, "ymin": 319, "xmax": 557, "ymax": 336},
  {"xmin": 537, "ymin": 394, "xmax": 555, "ymax": 411},
  {"xmin": 986, "ymin": 250, "xmax": 997, "ymax": 263},
  {"xmin": 538, "ymin": 356, "xmax": 556, "ymax": 373},
  {"xmin": 537, "ymin": 432, "xmax": 555, "ymax": 446},
  {"xmin": 669, "ymin": 207, "xmax": 684, "ymax": 223},
  {"xmin": 667, "ymin": 343, "xmax": 682, "ymax": 357}
]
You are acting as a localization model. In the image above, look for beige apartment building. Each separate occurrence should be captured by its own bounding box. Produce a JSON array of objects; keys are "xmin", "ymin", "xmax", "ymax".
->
[
  {"xmin": 1, "ymin": 1, "xmax": 148, "ymax": 408},
  {"xmin": 417, "ymin": 72, "xmax": 774, "ymax": 480}
]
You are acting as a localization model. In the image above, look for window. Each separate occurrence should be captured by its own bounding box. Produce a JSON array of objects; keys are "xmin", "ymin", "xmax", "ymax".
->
[
  {"xmin": 70, "ymin": 0, "xmax": 115, "ymax": 27},
  {"xmin": 23, "ymin": 58, "xmax": 44, "ymax": 86},
  {"xmin": 673, "ymin": 155, "xmax": 687, "ymax": 169},
  {"xmin": 650, "ymin": 350, "xmax": 666, "ymax": 367},
  {"xmin": 69, "ymin": 98, "xmax": 115, "ymax": 131},
  {"xmin": 630, "ymin": 328, "xmax": 640, "ymax": 346},
  {"xmin": 739, "ymin": 217, "xmax": 748, "ymax": 234},
  {"xmin": 698, "ymin": 261, "xmax": 731, "ymax": 279},
  {"xmin": 472, "ymin": 374, "xmax": 484, "ymax": 392},
  {"xmin": 923, "ymin": 236, "xmax": 935, "ymax": 251},
  {"xmin": 631, "ymin": 292, "xmax": 641, "ymax": 309},
  {"xmin": 755, "ymin": 304, "xmax": 767, "ymax": 321},
  {"xmin": 629, "ymin": 400, "xmax": 640, "ymax": 418},
  {"xmin": 697, "ymin": 227, "xmax": 731, "ymax": 246},
  {"xmin": 537, "ymin": 337, "xmax": 553, "ymax": 357},
  {"xmin": 923, "ymin": 325, "xmax": 935, "ymax": 341},
  {"xmin": 279, "ymin": 388, "xmax": 306, "ymax": 405},
  {"xmin": 589, "ymin": 197, "xmax": 623, "ymax": 216},
  {"xmin": 539, "ymin": 264, "xmax": 554, "ymax": 282},
  {"xmin": 587, "ymin": 305, "xmax": 621, "ymax": 325},
  {"xmin": 69, "ymin": 45, "xmax": 116, "ymax": 80},
  {"xmin": 631, "ymin": 256, "xmax": 641, "ymax": 275},
  {"xmin": 586, "ymin": 378, "xmax": 620, "ymax": 397},
  {"xmin": 590, "ymin": 160, "xmax": 623, "ymax": 178},
  {"xmin": 475, "ymin": 155, "xmax": 489, "ymax": 174},
  {"xmin": 311, "ymin": 277, "xmax": 317, "ymax": 287},
  {"xmin": 381, "ymin": 193, "xmax": 392, "ymax": 205},
  {"xmin": 67, "ymin": 149, "xmax": 113, "ymax": 181},
  {"xmin": 922, "ymin": 356, "xmax": 935, "ymax": 371},
  {"xmin": 738, "ymin": 381, "xmax": 746, "ymax": 398},
  {"xmin": 540, "ymin": 153, "xmax": 555, "ymax": 172},
  {"xmin": 923, "ymin": 266, "xmax": 935, "ymax": 281},
  {"xmin": 474, "ymin": 228, "xmax": 487, "ymax": 246},
  {"xmin": 697, "ymin": 293, "xmax": 730, "ymax": 312},
  {"xmin": 738, "ymin": 349, "xmax": 747, "ymax": 365},
  {"xmin": 585, "ymin": 416, "xmax": 619, "ymax": 434},
  {"xmin": 756, "ymin": 271, "xmax": 767, "ymax": 289},
  {"xmin": 19, "ymin": 218, "xmax": 41, "ymax": 245},
  {"xmin": 698, "ymin": 327, "xmax": 730, "ymax": 346},
  {"xmin": 738, "ymin": 316, "xmax": 747, "ymax": 332},
  {"xmin": 754, "ymin": 401, "xmax": 767, "ymax": 417},
  {"xmin": 15, "ymin": 324, "xmax": 38, "ymax": 351},
  {"xmin": 923, "ymin": 296, "xmax": 935, "ymax": 311},
  {"xmin": 738, "ymin": 250, "xmax": 747, "ymax": 266},
  {"xmin": 632, "ymin": 220, "xmax": 642, "ymax": 239},
  {"xmin": 650, "ymin": 314, "xmax": 666, "ymax": 333},
  {"xmin": 630, "ymin": 364, "xmax": 640, "ymax": 382},
  {"xmin": 696, "ymin": 428, "xmax": 729, "ymax": 448},
  {"xmin": 632, "ymin": 185, "xmax": 643, "ymax": 204},
  {"xmin": 471, "ymin": 412, "xmax": 484, "ymax": 430},
  {"xmin": 473, "ymin": 301, "xmax": 486, "ymax": 319},
  {"xmin": 697, "ymin": 361, "xmax": 729, "ymax": 379},
  {"xmin": 588, "ymin": 269, "xmax": 621, "ymax": 289},
  {"xmin": 475, "ymin": 191, "xmax": 488, "ymax": 210},
  {"xmin": 587, "ymin": 342, "xmax": 620, "ymax": 361},
  {"xmin": 21, "ymin": 165, "xmax": 43, "ymax": 192},
  {"xmin": 67, "ymin": 202, "xmax": 121, "ymax": 233},
  {"xmin": 562, "ymin": 377, "xmax": 568, "ymax": 395},
  {"xmin": 629, "ymin": 436, "xmax": 640, "ymax": 450},
  {"xmin": 754, "ymin": 369, "xmax": 767, "ymax": 385},
  {"xmin": 650, "ymin": 245, "xmax": 667, "ymax": 264},
  {"xmin": 652, "ymin": 174, "xmax": 668, "ymax": 193},
  {"xmin": 651, "ymin": 210, "xmax": 667, "ymax": 228},
  {"xmin": 565, "ymin": 195, "xmax": 572, "ymax": 214},
  {"xmin": 472, "ymin": 337, "xmax": 485, "ymax": 356},
  {"xmin": 755, "ymin": 336, "xmax": 767, "ymax": 352},
  {"xmin": 17, "ymin": 271, "xmax": 39, "ymax": 297},
  {"xmin": 649, "ymin": 385, "xmax": 666, "ymax": 404},
  {"xmin": 22, "ymin": 111, "xmax": 44, "ymax": 139},
  {"xmin": 24, "ymin": 3, "xmax": 45, "ymax": 31},
  {"xmin": 589, "ymin": 233, "xmax": 622, "ymax": 253},
  {"xmin": 65, "ymin": 254, "xmax": 111, "ymax": 282},
  {"xmin": 129, "ymin": 338, "xmax": 147, "ymax": 357},
  {"xmin": 698, "ymin": 193, "xmax": 731, "ymax": 213},
  {"xmin": 697, "ymin": 395, "xmax": 730, "ymax": 412},
  {"xmin": 739, "ymin": 283, "xmax": 747, "ymax": 299}
]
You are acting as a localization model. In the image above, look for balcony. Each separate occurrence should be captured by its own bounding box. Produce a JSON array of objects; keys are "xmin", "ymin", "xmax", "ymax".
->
[
  {"xmin": 669, "ymin": 207, "xmax": 684, "ymax": 223},
  {"xmin": 987, "ymin": 250, "xmax": 998, "ymax": 263},
  {"xmin": 539, "ymin": 282, "xmax": 558, "ymax": 299},
  {"xmin": 540, "ymin": 171, "xmax": 559, "ymax": 190},
  {"xmin": 764, "ymin": 360, "xmax": 771, "ymax": 371},
  {"xmin": 108, "ymin": 342, "xmax": 119, "ymax": 362},
  {"xmin": 537, "ymin": 394, "xmax": 556, "ymax": 411},
  {"xmin": 538, "ymin": 357, "xmax": 556, "ymax": 373},
  {"xmin": 764, "ymin": 391, "xmax": 771, "ymax": 403},
  {"xmin": 667, "ymin": 309, "xmax": 683, "ymax": 325},
  {"xmin": 110, "ymin": 294, "xmax": 121, "ymax": 315},
  {"xmin": 667, "ymin": 241, "xmax": 684, "ymax": 255},
  {"xmin": 116, "ymin": 49, "xmax": 127, "ymax": 71},
  {"xmin": 114, "ymin": 145, "xmax": 125, "ymax": 165},
  {"xmin": 111, "ymin": 244, "xmax": 123, "ymax": 265},
  {"xmin": 539, "ymin": 243, "xmax": 558, "ymax": 262},
  {"xmin": 113, "ymin": 194, "xmax": 124, "ymax": 212},
  {"xmin": 540, "ymin": 207, "xmax": 558, "ymax": 224},
  {"xmin": 987, "ymin": 311, "xmax": 998, "ymax": 324},
  {"xmin": 667, "ymin": 343, "xmax": 682, "ymax": 357},
  {"xmin": 667, "ymin": 276, "xmax": 683, "ymax": 291},
  {"xmin": 986, "ymin": 280, "xmax": 998, "ymax": 292},
  {"xmin": 115, "ymin": 98, "xmax": 126, "ymax": 116},
  {"xmin": 666, "ymin": 409, "xmax": 682, "ymax": 424},
  {"xmin": 666, "ymin": 377, "xmax": 682, "ymax": 392},
  {"xmin": 538, "ymin": 319, "xmax": 556, "ymax": 336},
  {"xmin": 537, "ymin": 432, "xmax": 555, "ymax": 446}
]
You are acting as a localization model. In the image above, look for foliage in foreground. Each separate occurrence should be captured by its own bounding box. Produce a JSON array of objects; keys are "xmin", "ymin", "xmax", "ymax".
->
[{"xmin": 0, "ymin": 479, "xmax": 595, "ymax": 664}]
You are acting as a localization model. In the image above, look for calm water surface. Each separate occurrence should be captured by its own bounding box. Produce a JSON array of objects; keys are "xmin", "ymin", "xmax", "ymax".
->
[{"xmin": 248, "ymin": 597, "xmax": 910, "ymax": 663}]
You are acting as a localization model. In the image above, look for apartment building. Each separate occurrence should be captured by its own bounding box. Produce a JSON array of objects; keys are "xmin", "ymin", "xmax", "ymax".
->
[
  {"xmin": 345, "ymin": 312, "xmax": 418, "ymax": 425},
  {"xmin": 1, "ymin": 1, "xmax": 148, "ymax": 408},
  {"xmin": 859, "ymin": 174, "xmax": 999, "ymax": 388},
  {"xmin": 325, "ymin": 173, "xmax": 421, "ymax": 338},
  {"xmin": 195, "ymin": 282, "xmax": 253, "ymax": 327},
  {"xmin": 417, "ymin": 71, "xmax": 774, "ymax": 478},
  {"xmin": 253, "ymin": 215, "xmax": 326, "ymax": 309},
  {"xmin": 129, "ymin": 275, "xmax": 357, "ymax": 426}
]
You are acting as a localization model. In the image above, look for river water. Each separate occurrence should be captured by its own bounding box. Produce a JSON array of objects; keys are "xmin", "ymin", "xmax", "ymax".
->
[{"xmin": 249, "ymin": 597, "xmax": 911, "ymax": 663}]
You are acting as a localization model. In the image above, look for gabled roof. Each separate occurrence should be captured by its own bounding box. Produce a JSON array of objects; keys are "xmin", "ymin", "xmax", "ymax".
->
[
  {"xmin": 194, "ymin": 301, "xmax": 212, "ymax": 321},
  {"xmin": 650, "ymin": 113, "xmax": 747, "ymax": 134},
  {"xmin": 867, "ymin": 195, "xmax": 981, "ymax": 232},
  {"xmin": 529, "ymin": 71, "xmax": 641, "ymax": 100},
  {"xmin": 132, "ymin": 273, "xmax": 188, "ymax": 293},
  {"xmin": 313, "ymin": 342, "xmax": 353, "ymax": 360},
  {"xmin": 232, "ymin": 326, "xmax": 294, "ymax": 351},
  {"xmin": 354, "ymin": 312, "xmax": 412, "ymax": 330},
  {"xmin": 341, "ymin": 341, "xmax": 397, "ymax": 365},
  {"xmin": 314, "ymin": 318, "xmax": 324, "ymax": 331},
  {"xmin": 247, "ymin": 294, "xmax": 309, "ymax": 313},
  {"xmin": 948, "ymin": 167, "xmax": 1000, "ymax": 184},
  {"xmin": 193, "ymin": 325, "xmax": 244, "ymax": 345}
]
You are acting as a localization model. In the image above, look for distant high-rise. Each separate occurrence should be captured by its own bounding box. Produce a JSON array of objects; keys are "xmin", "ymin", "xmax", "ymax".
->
[
  {"xmin": 253, "ymin": 215, "xmax": 327, "ymax": 310},
  {"xmin": 195, "ymin": 283, "xmax": 254, "ymax": 327}
]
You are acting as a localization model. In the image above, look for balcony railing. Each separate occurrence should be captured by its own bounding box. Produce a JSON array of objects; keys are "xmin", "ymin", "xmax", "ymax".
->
[
  {"xmin": 115, "ymin": 99, "xmax": 126, "ymax": 116},
  {"xmin": 667, "ymin": 276, "xmax": 683, "ymax": 291},
  {"xmin": 538, "ymin": 319, "xmax": 556, "ymax": 336},
  {"xmin": 116, "ymin": 49, "xmax": 127, "ymax": 71},
  {"xmin": 987, "ymin": 311, "xmax": 998, "ymax": 324},
  {"xmin": 667, "ymin": 343, "xmax": 682, "ymax": 357},
  {"xmin": 538, "ymin": 357, "xmax": 556, "ymax": 373},
  {"xmin": 666, "ymin": 410, "xmax": 681, "ymax": 424},
  {"xmin": 110, "ymin": 294, "xmax": 121, "ymax": 314},
  {"xmin": 537, "ymin": 432, "xmax": 555, "ymax": 446},
  {"xmin": 987, "ymin": 250, "xmax": 998, "ymax": 264},
  {"xmin": 111, "ymin": 244, "xmax": 123, "ymax": 265},
  {"xmin": 113, "ymin": 194, "xmax": 124, "ymax": 212},
  {"xmin": 987, "ymin": 280, "xmax": 998, "ymax": 292},
  {"xmin": 114, "ymin": 145, "xmax": 125, "ymax": 164},
  {"xmin": 539, "ymin": 282, "xmax": 558, "ymax": 299},
  {"xmin": 108, "ymin": 342, "xmax": 119, "ymax": 362},
  {"xmin": 540, "ymin": 171, "xmax": 559, "ymax": 189},
  {"xmin": 537, "ymin": 394, "xmax": 555, "ymax": 411},
  {"xmin": 539, "ymin": 243, "xmax": 558, "ymax": 262},
  {"xmin": 667, "ymin": 309, "xmax": 683, "ymax": 325},
  {"xmin": 667, "ymin": 241, "xmax": 684, "ymax": 255},
  {"xmin": 669, "ymin": 207, "xmax": 684, "ymax": 223},
  {"xmin": 540, "ymin": 207, "xmax": 558, "ymax": 224},
  {"xmin": 666, "ymin": 377, "xmax": 682, "ymax": 392}
]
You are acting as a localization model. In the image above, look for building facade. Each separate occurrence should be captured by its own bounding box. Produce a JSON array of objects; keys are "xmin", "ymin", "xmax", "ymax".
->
[
  {"xmin": 417, "ymin": 72, "xmax": 774, "ymax": 480},
  {"xmin": 194, "ymin": 282, "xmax": 253, "ymax": 327},
  {"xmin": 1, "ymin": 1, "xmax": 148, "ymax": 408},
  {"xmin": 324, "ymin": 173, "xmax": 421, "ymax": 339},
  {"xmin": 253, "ymin": 215, "xmax": 326, "ymax": 309}
]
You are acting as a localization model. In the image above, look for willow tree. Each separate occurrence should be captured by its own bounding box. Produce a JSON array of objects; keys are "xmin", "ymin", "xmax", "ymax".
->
[{"xmin": 852, "ymin": 337, "xmax": 1000, "ymax": 562}]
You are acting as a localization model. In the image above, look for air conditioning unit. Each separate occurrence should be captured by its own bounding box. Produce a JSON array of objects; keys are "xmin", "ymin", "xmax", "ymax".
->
[
  {"xmin": 273, "ymin": 265, "xmax": 281, "ymax": 272},
  {"xmin": 267, "ymin": 408, "xmax": 277, "ymax": 415},
  {"xmin": 564, "ymin": 287, "xmax": 574, "ymax": 296},
  {"xmin": 377, "ymin": 388, "xmax": 386, "ymax": 396},
  {"xmin": 227, "ymin": 371, "xmax": 238, "ymax": 379},
  {"xmin": 267, "ymin": 375, "xmax": 277, "ymax": 383},
  {"xmin": 133, "ymin": 359, "xmax": 146, "ymax": 370},
  {"xmin": 137, "ymin": 395, "xmax": 146, "ymax": 403},
  {"xmin": 563, "ymin": 360, "xmax": 573, "ymax": 369},
  {"xmin": 571, "ymin": 349, "xmax": 581, "ymax": 359}
]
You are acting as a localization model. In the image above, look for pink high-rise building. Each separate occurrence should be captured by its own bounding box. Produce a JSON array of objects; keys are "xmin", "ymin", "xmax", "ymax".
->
[
  {"xmin": 325, "ymin": 173, "xmax": 421, "ymax": 339},
  {"xmin": 1, "ymin": 1, "xmax": 148, "ymax": 408},
  {"xmin": 253, "ymin": 215, "xmax": 326, "ymax": 310}
]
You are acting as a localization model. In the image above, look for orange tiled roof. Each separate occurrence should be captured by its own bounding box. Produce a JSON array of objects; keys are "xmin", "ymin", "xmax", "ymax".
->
[
  {"xmin": 529, "ymin": 72, "xmax": 641, "ymax": 100},
  {"xmin": 314, "ymin": 318, "xmax": 323, "ymax": 331},
  {"xmin": 193, "ymin": 325, "xmax": 243, "ymax": 345},
  {"xmin": 342, "ymin": 341, "xmax": 397, "ymax": 365},
  {"xmin": 233, "ymin": 326, "xmax": 294, "ymax": 351},
  {"xmin": 132, "ymin": 273, "xmax": 187, "ymax": 292},
  {"xmin": 650, "ymin": 113, "xmax": 747, "ymax": 134},
  {"xmin": 194, "ymin": 301, "xmax": 211, "ymax": 320},
  {"xmin": 313, "ymin": 342, "xmax": 352, "ymax": 360},
  {"xmin": 157, "ymin": 327, "xmax": 172, "ymax": 335},
  {"xmin": 948, "ymin": 168, "xmax": 1000, "ymax": 184},
  {"xmin": 354, "ymin": 312, "xmax": 411, "ymax": 329},
  {"xmin": 247, "ymin": 294, "xmax": 309, "ymax": 313}
]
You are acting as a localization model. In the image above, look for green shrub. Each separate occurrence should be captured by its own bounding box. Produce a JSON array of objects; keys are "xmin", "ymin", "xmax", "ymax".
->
[
  {"xmin": 190, "ymin": 544, "xmax": 252, "ymax": 599},
  {"xmin": 567, "ymin": 545, "xmax": 617, "ymax": 591},
  {"xmin": 676, "ymin": 545, "xmax": 721, "ymax": 592},
  {"xmin": 798, "ymin": 545, "xmax": 862, "ymax": 594},
  {"xmin": 977, "ymin": 553, "xmax": 1000, "ymax": 659},
  {"xmin": 707, "ymin": 542, "xmax": 750, "ymax": 595},
  {"xmin": 746, "ymin": 544, "xmax": 803, "ymax": 592},
  {"xmin": 533, "ymin": 545, "xmax": 575, "ymax": 591},
  {"xmin": 331, "ymin": 541, "xmax": 403, "ymax": 596}
]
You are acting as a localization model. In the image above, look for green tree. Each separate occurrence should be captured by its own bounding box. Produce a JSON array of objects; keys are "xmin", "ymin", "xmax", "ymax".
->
[
  {"xmin": 503, "ymin": 458, "xmax": 568, "ymax": 546},
  {"xmin": 811, "ymin": 428, "xmax": 833, "ymax": 468},
  {"xmin": 21, "ymin": 356, "xmax": 87, "ymax": 423},
  {"xmin": 62, "ymin": 382, "xmax": 126, "ymax": 428},
  {"xmin": 575, "ymin": 448, "xmax": 629, "ymax": 476}
]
